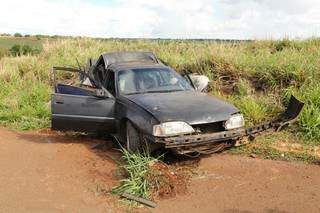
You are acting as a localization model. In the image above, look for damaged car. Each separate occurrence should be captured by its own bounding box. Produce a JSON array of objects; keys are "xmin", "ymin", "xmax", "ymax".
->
[{"xmin": 51, "ymin": 52, "xmax": 304, "ymax": 154}]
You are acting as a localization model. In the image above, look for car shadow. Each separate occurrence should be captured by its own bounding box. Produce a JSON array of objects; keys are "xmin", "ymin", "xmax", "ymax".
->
[
  {"xmin": 16, "ymin": 129, "xmax": 210, "ymax": 167},
  {"xmin": 16, "ymin": 129, "xmax": 122, "ymax": 164}
]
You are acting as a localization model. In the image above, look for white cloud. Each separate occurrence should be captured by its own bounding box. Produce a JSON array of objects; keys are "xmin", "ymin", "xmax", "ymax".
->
[
  {"xmin": 218, "ymin": 0, "xmax": 320, "ymax": 39},
  {"xmin": 0, "ymin": 0, "xmax": 320, "ymax": 39}
]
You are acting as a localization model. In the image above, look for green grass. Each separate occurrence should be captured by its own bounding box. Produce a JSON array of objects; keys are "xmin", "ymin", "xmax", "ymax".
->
[
  {"xmin": 231, "ymin": 95, "xmax": 281, "ymax": 126},
  {"xmin": 0, "ymin": 81, "xmax": 50, "ymax": 130},
  {"xmin": 112, "ymin": 149, "xmax": 159, "ymax": 199},
  {"xmin": 0, "ymin": 36, "xmax": 43, "ymax": 50},
  {"xmin": 0, "ymin": 36, "xmax": 44, "ymax": 58}
]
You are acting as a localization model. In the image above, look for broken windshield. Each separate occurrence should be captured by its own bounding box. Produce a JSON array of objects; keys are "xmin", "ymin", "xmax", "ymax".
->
[{"xmin": 118, "ymin": 68, "xmax": 193, "ymax": 95}]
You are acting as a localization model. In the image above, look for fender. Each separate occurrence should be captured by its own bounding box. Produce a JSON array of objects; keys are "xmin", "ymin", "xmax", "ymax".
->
[{"xmin": 115, "ymin": 97, "xmax": 159, "ymax": 136}]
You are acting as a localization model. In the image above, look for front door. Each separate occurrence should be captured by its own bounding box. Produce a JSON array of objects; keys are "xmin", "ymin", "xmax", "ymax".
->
[
  {"xmin": 51, "ymin": 66, "xmax": 115, "ymax": 133},
  {"xmin": 51, "ymin": 85, "xmax": 115, "ymax": 133}
]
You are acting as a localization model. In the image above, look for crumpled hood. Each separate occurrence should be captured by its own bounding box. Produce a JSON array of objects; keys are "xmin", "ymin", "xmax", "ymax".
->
[{"xmin": 125, "ymin": 91, "xmax": 239, "ymax": 125}]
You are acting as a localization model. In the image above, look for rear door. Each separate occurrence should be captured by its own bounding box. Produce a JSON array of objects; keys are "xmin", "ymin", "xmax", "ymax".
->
[{"xmin": 51, "ymin": 67, "xmax": 116, "ymax": 133}]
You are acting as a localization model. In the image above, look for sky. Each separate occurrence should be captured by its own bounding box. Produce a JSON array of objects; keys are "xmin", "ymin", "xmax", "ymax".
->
[{"xmin": 0, "ymin": 0, "xmax": 320, "ymax": 39}]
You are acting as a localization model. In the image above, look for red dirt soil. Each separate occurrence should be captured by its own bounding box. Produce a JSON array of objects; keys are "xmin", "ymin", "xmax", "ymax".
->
[
  {"xmin": 0, "ymin": 127, "xmax": 319, "ymax": 212},
  {"xmin": 0, "ymin": 127, "xmax": 122, "ymax": 212},
  {"xmin": 153, "ymin": 155, "xmax": 320, "ymax": 213},
  {"xmin": 148, "ymin": 161, "xmax": 191, "ymax": 199}
]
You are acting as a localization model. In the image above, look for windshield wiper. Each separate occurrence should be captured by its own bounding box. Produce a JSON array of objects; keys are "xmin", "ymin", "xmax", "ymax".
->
[
  {"xmin": 124, "ymin": 90, "xmax": 152, "ymax": 95},
  {"xmin": 125, "ymin": 89, "xmax": 185, "ymax": 95},
  {"xmin": 124, "ymin": 92, "xmax": 144, "ymax": 95},
  {"xmin": 146, "ymin": 89, "xmax": 185, "ymax": 93},
  {"xmin": 162, "ymin": 89, "xmax": 185, "ymax": 93}
]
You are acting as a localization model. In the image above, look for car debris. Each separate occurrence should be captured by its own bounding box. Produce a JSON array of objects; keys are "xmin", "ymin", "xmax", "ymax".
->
[
  {"xmin": 50, "ymin": 51, "xmax": 304, "ymax": 155},
  {"xmin": 121, "ymin": 192, "xmax": 157, "ymax": 208}
]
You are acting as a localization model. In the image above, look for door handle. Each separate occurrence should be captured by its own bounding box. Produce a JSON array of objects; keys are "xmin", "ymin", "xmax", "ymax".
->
[{"xmin": 55, "ymin": 101, "xmax": 64, "ymax": 104}]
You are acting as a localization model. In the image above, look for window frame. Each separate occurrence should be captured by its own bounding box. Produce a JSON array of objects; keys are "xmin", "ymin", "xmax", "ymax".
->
[{"xmin": 104, "ymin": 69, "xmax": 117, "ymax": 97}]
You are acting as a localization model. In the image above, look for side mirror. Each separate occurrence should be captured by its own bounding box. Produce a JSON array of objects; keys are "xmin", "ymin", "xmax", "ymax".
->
[
  {"xmin": 187, "ymin": 74, "xmax": 209, "ymax": 92},
  {"xmin": 94, "ymin": 89, "xmax": 109, "ymax": 98}
]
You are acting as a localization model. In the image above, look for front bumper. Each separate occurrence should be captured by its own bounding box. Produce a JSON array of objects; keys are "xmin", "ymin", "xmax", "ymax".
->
[
  {"xmin": 150, "ymin": 121, "xmax": 278, "ymax": 154},
  {"xmin": 149, "ymin": 95, "xmax": 304, "ymax": 154},
  {"xmin": 153, "ymin": 128, "xmax": 245, "ymax": 148}
]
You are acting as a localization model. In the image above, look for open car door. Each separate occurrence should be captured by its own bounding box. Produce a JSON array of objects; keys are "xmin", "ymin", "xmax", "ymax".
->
[{"xmin": 51, "ymin": 67, "xmax": 115, "ymax": 133}]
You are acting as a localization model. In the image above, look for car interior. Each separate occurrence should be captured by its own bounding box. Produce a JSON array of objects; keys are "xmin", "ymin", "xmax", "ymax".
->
[{"xmin": 54, "ymin": 57, "xmax": 108, "ymax": 97}]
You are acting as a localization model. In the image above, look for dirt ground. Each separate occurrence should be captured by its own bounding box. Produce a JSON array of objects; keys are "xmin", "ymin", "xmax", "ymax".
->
[{"xmin": 0, "ymin": 127, "xmax": 319, "ymax": 213}]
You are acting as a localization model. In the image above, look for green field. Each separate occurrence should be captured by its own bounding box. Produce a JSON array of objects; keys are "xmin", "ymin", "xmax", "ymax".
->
[
  {"xmin": 0, "ymin": 37, "xmax": 319, "ymax": 162},
  {"xmin": 0, "ymin": 36, "xmax": 45, "ymax": 58},
  {"xmin": 0, "ymin": 36, "xmax": 43, "ymax": 50}
]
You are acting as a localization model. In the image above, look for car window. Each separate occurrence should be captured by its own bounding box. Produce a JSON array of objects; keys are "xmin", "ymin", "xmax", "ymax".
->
[{"xmin": 117, "ymin": 68, "xmax": 193, "ymax": 95}]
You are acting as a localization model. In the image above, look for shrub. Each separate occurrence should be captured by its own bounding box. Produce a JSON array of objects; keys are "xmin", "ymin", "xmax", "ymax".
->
[
  {"xmin": 9, "ymin": 44, "xmax": 40, "ymax": 56},
  {"xmin": 14, "ymin": 32, "xmax": 23, "ymax": 37}
]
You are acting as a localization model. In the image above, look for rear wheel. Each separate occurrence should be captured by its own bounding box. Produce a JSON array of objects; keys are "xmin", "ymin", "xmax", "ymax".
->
[{"xmin": 125, "ymin": 121, "xmax": 149, "ymax": 154}]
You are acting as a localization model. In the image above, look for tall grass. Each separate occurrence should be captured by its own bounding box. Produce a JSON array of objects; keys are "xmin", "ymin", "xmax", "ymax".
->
[
  {"xmin": 0, "ymin": 38, "xmax": 319, "ymax": 143},
  {"xmin": 112, "ymin": 149, "xmax": 158, "ymax": 199}
]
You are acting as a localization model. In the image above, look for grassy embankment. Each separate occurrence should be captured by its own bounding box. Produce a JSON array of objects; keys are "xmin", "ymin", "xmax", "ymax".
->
[
  {"xmin": 1, "ymin": 37, "xmax": 320, "ymax": 200},
  {"xmin": 0, "ymin": 38, "xmax": 319, "ymax": 141}
]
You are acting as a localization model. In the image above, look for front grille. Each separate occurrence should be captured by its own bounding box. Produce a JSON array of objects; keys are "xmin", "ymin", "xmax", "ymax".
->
[{"xmin": 192, "ymin": 121, "xmax": 225, "ymax": 134}]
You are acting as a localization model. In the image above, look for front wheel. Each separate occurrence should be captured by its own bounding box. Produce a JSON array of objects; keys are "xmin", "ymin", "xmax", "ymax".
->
[{"xmin": 125, "ymin": 121, "xmax": 149, "ymax": 154}]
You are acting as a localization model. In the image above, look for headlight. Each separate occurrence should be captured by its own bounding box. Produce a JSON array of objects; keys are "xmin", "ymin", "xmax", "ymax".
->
[
  {"xmin": 153, "ymin": 121, "xmax": 195, "ymax": 137},
  {"xmin": 224, "ymin": 114, "xmax": 244, "ymax": 130}
]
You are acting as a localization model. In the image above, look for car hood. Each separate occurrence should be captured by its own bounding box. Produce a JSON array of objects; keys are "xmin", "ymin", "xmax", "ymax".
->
[{"xmin": 125, "ymin": 91, "xmax": 239, "ymax": 125}]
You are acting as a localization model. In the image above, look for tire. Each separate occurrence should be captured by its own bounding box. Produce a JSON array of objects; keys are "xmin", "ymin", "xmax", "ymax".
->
[{"xmin": 125, "ymin": 120, "xmax": 148, "ymax": 154}]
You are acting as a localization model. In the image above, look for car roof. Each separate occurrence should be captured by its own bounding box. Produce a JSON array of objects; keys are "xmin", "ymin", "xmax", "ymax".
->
[
  {"xmin": 108, "ymin": 61, "xmax": 168, "ymax": 71},
  {"xmin": 102, "ymin": 51, "xmax": 157, "ymax": 64},
  {"xmin": 98, "ymin": 51, "xmax": 169, "ymax": 71}
]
